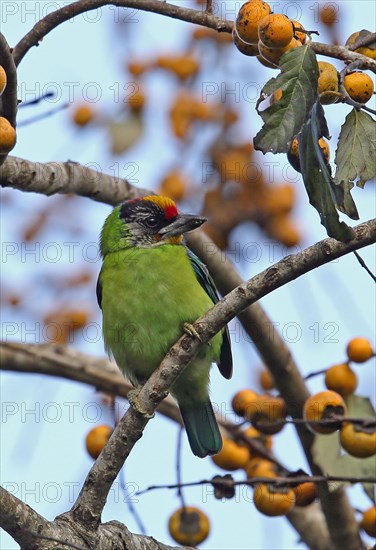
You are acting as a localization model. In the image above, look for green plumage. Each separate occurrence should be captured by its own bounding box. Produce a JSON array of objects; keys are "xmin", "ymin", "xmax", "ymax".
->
[{"xmin": 98, "ymin": 200, "xmax": 232, "ymax": 457}]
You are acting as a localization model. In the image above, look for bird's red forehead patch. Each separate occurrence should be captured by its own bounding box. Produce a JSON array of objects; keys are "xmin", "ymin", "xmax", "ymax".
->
[{"xmin": 143, "ymin": 196, "xmax": 178, "ymax": 219}]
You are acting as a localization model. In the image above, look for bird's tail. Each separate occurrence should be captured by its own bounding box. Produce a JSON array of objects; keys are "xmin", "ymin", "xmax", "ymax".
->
[{"xmin": 179, "ymin": 402, "xmax": 222, "ymax": 458}]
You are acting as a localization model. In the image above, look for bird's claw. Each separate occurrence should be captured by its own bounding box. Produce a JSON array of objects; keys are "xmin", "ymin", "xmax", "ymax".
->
[
  {"xmin": 183, "ymin": 322, "xmax": 202, "ymax": 342},
  {"xmin": 127, "ymin": 387, "xmax": 155, "ymax": 419}
]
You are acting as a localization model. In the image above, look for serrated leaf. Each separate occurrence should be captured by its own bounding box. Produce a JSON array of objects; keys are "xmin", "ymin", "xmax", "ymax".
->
[
  {"xmin": 313, "ymin": 395, "xmax": 376, "ymax": 503},
  {"xmin": 335, "ymin": 109, "xmax": 376, "ymax": 189},
  {"xmin": 298, "ymin": 102, "xmax": 355, "ymax": 242},
  {"xmin": 254, "ymin": 45, "xmax": 319, "ymax": 154},
  {"xmin": 108, "ymin": 114, "xmax": 143, "ymax": 155}
]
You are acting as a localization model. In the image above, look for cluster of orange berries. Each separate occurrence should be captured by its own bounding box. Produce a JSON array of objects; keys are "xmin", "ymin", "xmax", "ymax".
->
[
  {"xmin": 233, "ymin": 2, "xmax": 375, "ymax": 108},
  {"xmin": 317, "ymin": 58, "xmax": 374, "ymax": 106},
  {"xmin": 0, "ymin": 65, "xmax": 17, "ymax": 155},
  {"xmin": 209, "ymin": 337, "xmax": 374, "ymax": 517},
  {"xmin": 210, "ymin": 387, "xmax": 315, "ymax": 516},
  {"xmin": 304, "ymin": 337, "xmax": 375, "ymax": 459},
  {"xmin": 233, "ymin": 1, "xmax": 306, "ymax": 67},
  {"xmin": 203, "ymin": 143, "xmax": 301, "ymax": 249},
  {"xmin": 128, "ymin": 54, "xmax": 199, "ymax": 82}
]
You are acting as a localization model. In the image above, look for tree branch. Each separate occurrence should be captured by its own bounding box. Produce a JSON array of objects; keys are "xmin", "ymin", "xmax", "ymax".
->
[
  {"xmin": 0, "ymin": 485, "xmax": 51, "ymax": 549},
  {"xmin": 0, "ymin": 156, "xmax": 148, "ymax": 204},
  {"xmin": 311, "ymin": 42, "xmax": 376, "ymax": 73},
  {"xmin": 68, "ymin": 219, "xmax": 375, "ymax": 532},
  {"xmin": 0, "ymin": 341, "xmax": 182, "ymax": 425},
  {"xmin": 10, "ymin": 0, "xmax": 376, "ymax": 72},
  {"xmin": 12, "ymin": 0, "xmax": 232, "ymax": 66}
]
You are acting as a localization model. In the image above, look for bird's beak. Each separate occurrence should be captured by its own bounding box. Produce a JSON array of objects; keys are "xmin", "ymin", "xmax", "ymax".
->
[{"xmin": 159, "ymin": 214, "xmax": 207, "ymax": 239}]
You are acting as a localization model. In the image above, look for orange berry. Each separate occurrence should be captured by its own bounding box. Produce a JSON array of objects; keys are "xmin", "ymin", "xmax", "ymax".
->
[
  {"xmin": 243, "ymin": 425, "xmax": 273, "ymax": 453},
  {"xmin": 168, "ymin": 506, "xmax": 210, "ymax": 546},
  {"xmin": 211, "ymin": 437, "xmax": 250, "ymax": 471},
  {"xmin": 344, "ymin": 72, "xmax": 375, "ymax": 104},
  {"xmin": 346, "ymin": 337, "xmax": 374, "ymax": 363},
  {"xmin": 345, "ymin": 30, "xmax": 376, "ymax": 60},
  {"xmin": 127, "ymin": 61, "xmax": 149, "ymax": 76},
  {"xmin": 258, "ymin": 14, "xmax": 293, "ymax": 49},
  {"xmin": 156, "ymin": 55, "xmax": 199, "ymax": 80},
  {"xmin": 245, "ymin": 457, "xmax": 277, "ymax": 478},
  {"xmin": 85, "ymin": 425, "xmax": 113, "ymax": 459},
  {"xmin": 320, "ymin": 4, "xmax": 339, "ymax": 27},
  {"xmin": 236, "ymin": 0, "xmax": 272, "ymax": 45},
  {"xmin": 159, "ymin": 170, "xmax": 186, "ymax": 202},
  {"xmin": 258, "ymin": 37, "xmax": 301, "ymax": 67},
  {"xmin": 340, "ymin": 422, "xmax": 376, "ymax": 458},
  {"xmin": 232, "ymin": 28, "xmax": 259, "ymax": 56},
  {"xmin": 231, "ymin": 389, "xmax": 259, "ymax": 417},
  {"xmin": 259, "ymin": 369, "xmax": 275, "ymax": 391},
  {"xmin": 72, "ymin": 104, "xmax": 94, "ymax": 127},
  {"xmin": 271, "ymin": 88, "xmax": 283, "ymax": 103},
  {"xmin": 267, "ymin": 215, "xmax": 301, "ymax": 248},
  {"xmin": 325, "ymin": 363, "xmax": 358, "ymax": 397},
  {"xmin": 0, "ymin": 65, "xmax": 7, "ymax": 96},
  {"xmin": 254, "ymin": 483, "xmax": 296, "ymax": 516},
  {"xmin": 0, "ymin": 117, "xmax": 16, "ymax": 154},
  {"xmin": 360, "ymin": 505, "xmax": 376, "ymax": 537},
  {"xmin": 253, "ymin": 395, "xmax": 287, "ymax": 434},
  {"xmin": 288, "ymin": 136, "xmax": 329, "ymax": 173},
  {"xmin": 318, "ymin": 61, "xmax": 340, "ymax": 105},
  {"xmin": 129, "ymin": 87, "xmax": 146, "ymax": 113},
  {"xmin": 291, "ymin": 21, "xmax": 306, "ymax": 44},
  {"xmin": 293, "ymin": 482, "xmax": 318, "ymax": 506},
  {"xmin": 256, "ymin": 54, "xmax": 278, "ymax": 69},
  {"xmin": 303, "ymin": 390, "xmax": 347, "ymax": 434}
]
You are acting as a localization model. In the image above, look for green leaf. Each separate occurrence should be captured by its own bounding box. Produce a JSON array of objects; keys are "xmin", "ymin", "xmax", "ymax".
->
[
  {"xmin": 254, "ymin": 45, "xmax": 319, "ymax": 154},
  {"xmin": 108, "ymin": 114, "xmax": 143, "ymax": 155},
  {"xmin": 312, "ymin": 395, "xmax": 376, "ymax": 503},
  {"xmin": 335, "ymin": 109, "xmax": 376, "ymax": 189},
  {"xmin": 298, "ymin": 102, "xmax": 355, "ymax": 242}
]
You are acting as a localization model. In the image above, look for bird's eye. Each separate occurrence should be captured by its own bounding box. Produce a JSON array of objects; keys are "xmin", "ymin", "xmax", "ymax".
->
[{"xmin": 144, "ymin": 217, "xmax": 158, "ymax": 229}]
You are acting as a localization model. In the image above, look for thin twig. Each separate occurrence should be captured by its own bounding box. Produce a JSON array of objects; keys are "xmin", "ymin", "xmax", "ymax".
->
[
  {"xmin": 120, "ymin": 468, "xmax": 147, "ymax": 535},
  {"xmin": 304, "ymin": 368, "xmax": 329, "ymax": 381},
  {"xmin": 18, "ymin": 91, "xmax": 56, "ymax": 107},
  {"xmin": 353, "ymin": 250, "xmax": 376, "ymax": 283},
  {"xmin": 135, "ymin": 474, "xmax": 376, "ymax": 496},
  {"xmin": 18, "ymin": 102, "xmax": 69, "ymax": 127}
]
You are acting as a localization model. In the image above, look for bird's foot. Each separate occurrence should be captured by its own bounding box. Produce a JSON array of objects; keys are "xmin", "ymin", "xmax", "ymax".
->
[
  {"xmin": 183, "ymin": 322, "xmax": 202, "ymax": 342},
  {"xmin": 183, "ymin": 322, "xmax": 212, "ymax": 347},
  {"xmin": 127, "ymin": 387, "xmax": 155, "ymax": 419}
]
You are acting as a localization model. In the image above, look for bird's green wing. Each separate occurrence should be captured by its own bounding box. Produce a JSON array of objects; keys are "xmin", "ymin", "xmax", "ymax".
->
[{"xmin": 187, "ymin": 248, "xmax": 233, "ymax": 380}]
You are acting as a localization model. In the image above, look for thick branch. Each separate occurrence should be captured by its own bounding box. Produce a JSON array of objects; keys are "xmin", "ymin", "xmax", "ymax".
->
[
  {"xmin": 12, "ymin": 0, "xmax": 232, "ymax": 66},
  {"xmin": 10, "ymin": 0, "xmax": 376, "ymax": 73},
  {"xmin": 0, "ymin": 156, "xmax": 148, "ymax": 204},
  {"xmin": 0, "ymin": 341, "xmax": 182, "ymax": 424},
  {"xmin": 70, "ymin": 219, "xmax": 375, "ymax": 531},
  {"xmin": 0, "ymin": 485, "xmax": 50, "ymax": 549},
  {"xmin": 0, "ymin": 483, "xmax": 184, "ymax": 550},
  {"xmin": 311, "ymin": 42, "xmax": 376, "ymax": 73}
]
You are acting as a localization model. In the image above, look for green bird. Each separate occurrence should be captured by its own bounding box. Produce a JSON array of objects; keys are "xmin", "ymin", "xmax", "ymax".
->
[{"xmin": 97, "ymin": 195, "xmax": 232, "ymax": 457}]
